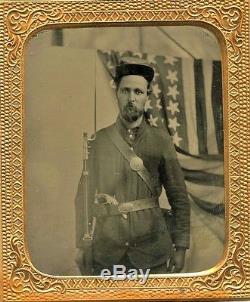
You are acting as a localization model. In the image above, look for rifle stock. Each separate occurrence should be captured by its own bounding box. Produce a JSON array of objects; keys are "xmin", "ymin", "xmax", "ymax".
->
[{"xmin": 81, "ymin": 236, "xmax": 93, "ymax": 275}]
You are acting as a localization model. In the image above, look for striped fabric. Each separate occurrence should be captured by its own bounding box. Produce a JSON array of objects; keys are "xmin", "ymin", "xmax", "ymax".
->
[{"xmin": 98, "ymin": 49, "xmax": 224, "ymax": 217}]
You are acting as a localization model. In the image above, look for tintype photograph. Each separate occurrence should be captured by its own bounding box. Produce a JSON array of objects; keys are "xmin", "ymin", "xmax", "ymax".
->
[{"xmin": 25, "ymin": 25, "xmax": 224, "ymax": 278}]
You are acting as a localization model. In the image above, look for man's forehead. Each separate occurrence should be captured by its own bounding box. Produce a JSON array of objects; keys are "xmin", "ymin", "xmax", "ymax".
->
[{"xmin": 118, "ymin": 75, "xmax": 148, "ymax": 88}]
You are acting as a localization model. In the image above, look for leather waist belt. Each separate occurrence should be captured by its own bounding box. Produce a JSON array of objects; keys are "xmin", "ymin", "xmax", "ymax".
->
[{"xmin": 93, "ymin": 197, "xmax": 159, "ymax": 217}]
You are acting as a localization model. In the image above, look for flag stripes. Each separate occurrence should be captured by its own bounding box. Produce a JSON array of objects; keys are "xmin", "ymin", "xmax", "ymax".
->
[
  {"xmin": 177, "ymin": 152, "xmax": 223, "ymax": 174},
  {"xmin": 212, "ymin": 61, "xmax": 223, "ymax": 154},
  {"xmin": 194, "ymin": 60, "xmax": 208, "ymax": 154},
  {"xmin": 183, "ymin": 169, "xmax": 224, "ymax": 187},
  {"xmin": 189, "ymin": 194, "xmax": 224, "ymax": 216},
  {"xmin": 203, "ymin": 59, "xmax": 219, "ymax": 154},
  {"xmin": 185, "ymin": 181, "xmax": 224, "ymax": 204},
  {"xmin": 181, "ymin": 58, "xmax": 199, "ymax": 155}
]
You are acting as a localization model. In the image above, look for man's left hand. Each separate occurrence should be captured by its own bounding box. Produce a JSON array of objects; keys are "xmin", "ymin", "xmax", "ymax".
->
[{"xmin": 167, "ymin": 247, "xmax": 186, "ymax": 273}]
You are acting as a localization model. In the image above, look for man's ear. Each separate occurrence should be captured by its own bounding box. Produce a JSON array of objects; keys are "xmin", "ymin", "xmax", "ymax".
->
[{"xmin": 147, "ymin": 83, "xmax": 152, "ymax": 96}]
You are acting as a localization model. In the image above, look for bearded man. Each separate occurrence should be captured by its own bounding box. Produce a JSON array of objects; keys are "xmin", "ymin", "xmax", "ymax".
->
[{"xmin": 75, "ymin": 57, "xmax": 190, "ymax": 275}]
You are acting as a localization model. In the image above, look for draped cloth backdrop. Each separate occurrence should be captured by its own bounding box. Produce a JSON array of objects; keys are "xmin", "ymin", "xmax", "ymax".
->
[{"xmin": 98, "ymin": 49, "xmax": 225, "ymax": 272}]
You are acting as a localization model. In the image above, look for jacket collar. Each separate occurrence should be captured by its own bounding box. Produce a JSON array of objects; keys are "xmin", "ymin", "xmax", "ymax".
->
[{"xmin": 115, "ymin": 115, "xmax": 147, "ymax": 145}]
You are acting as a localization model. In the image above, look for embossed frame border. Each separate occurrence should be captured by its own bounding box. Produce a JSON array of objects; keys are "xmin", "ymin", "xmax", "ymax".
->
[{"xmin": 0, "ymin": 0, "xmax": 249, "ymax": 301}]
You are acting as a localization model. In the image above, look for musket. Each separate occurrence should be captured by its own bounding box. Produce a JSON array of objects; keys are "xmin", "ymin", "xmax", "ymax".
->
[
  {"xmin": 81, "ymin": 132, "xmax": 96, "ymax": 275},
  {"xmin": 80, "ymin": 51, "xmax": 97, "ymax": 274}
]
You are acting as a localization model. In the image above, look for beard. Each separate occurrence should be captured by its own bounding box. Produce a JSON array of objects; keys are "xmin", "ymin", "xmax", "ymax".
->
[{"xmin": 121, "ymin": 104, "xmax": 144, "ymax": 122}]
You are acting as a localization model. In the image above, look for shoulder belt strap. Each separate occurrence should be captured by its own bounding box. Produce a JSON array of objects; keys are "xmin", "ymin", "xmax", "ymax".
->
[{"xmin": 105, "ymin": 126, "xmax": 157, "ymax": 196}]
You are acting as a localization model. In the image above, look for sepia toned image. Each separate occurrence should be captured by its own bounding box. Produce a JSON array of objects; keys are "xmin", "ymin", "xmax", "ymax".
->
[
  {"xmin": 24, "ymin": 25, "xmax": 225, "ymax": 277},
  {"xmin": 1, "ymin": 0, "xmax": 249, "ymax": 300}
]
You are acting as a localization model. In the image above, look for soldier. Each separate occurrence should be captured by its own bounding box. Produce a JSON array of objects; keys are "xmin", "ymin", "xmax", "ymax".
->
[{"xmin": 75, "ymin": 57, "xmax": 190, "ymax": 275}]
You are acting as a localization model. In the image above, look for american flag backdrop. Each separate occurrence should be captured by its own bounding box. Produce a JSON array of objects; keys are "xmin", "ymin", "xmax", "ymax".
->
[
  {"xmin": 98, "ymin": 49, "xmax": 223, "ymax": 156},
  {"xmin": 98, "ymin": 49, "xmax": 224, "ymax": 221}
]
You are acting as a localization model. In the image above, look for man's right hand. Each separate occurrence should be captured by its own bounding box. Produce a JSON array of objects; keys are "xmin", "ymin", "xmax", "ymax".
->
[{"xmin": 75, "ymin": 248, "xmax": 85, "ymax": 271}]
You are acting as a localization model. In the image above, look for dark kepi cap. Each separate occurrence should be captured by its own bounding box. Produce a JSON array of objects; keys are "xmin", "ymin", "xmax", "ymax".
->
[{"xmin": 115, "ymin": 57, "xmax": 154, "ymax": 84}]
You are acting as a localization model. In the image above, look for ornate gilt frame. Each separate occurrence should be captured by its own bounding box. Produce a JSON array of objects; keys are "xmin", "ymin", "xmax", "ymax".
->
[{"xmin": 0, "ymin": 0, "xmax": 249, "ymax": 301}]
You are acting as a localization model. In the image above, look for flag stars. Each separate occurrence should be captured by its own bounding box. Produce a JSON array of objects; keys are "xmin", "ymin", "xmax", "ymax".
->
[
  {"xmin": 132, "ymin": 52, "xmax": 143, "ymax": 59},
  {"xmin": 148, "ymin": 114, "xmax": 158, "ymax": 127},
  {"xmin": 164, "ymin": 56, "xmax": 178, "ymax": 66},
  {"xmin": 144, "ymin": 99, "xmax": 153, "ymax": 112},
  {"xmin": 166, "ymin": 70, "xmax": 178, "ymax": 84},
  {"xmin": 167, "ymin": 100, "xmax": 180, "ymax": 115},
  {"xmin": 154, "ymin": 70, "xmax": 160, "ymax": 79},
  {"xmin": 156, "ymin": 99, "xmax": 162, "ymax": 110},
  {"xmin": 168, "ymin": 117, "xmax": 180, "ymax": 131},
  {"xmin": 102, "ymin": 50, "xmax": 112, "ymax": 56},
  {"xmin": 147, "ymin": 54, "xmax": 157, "ymax": 65},
  {"xmin": 107, "ymin": 60, "xmax": 114, "ymax": 71},
  {"xmin": 172, "ymin": 132, "xmax": 182, "ymax": 146},
  {"xmin": 167, "ymin": 85, "xmax": 179, "ymax": 100},
  {"xmin": 118, "ymin": 51, "xmax": 129, "ymax": 57},
  {"xmin": 152, "ymin": 83, "xmax": 161, "ymax": 98}
]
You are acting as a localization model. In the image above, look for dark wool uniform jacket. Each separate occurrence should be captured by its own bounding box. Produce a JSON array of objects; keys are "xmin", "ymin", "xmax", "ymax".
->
[{"xmin": 75, "ymin": 117, "xmax": 190, "ymax": 269}]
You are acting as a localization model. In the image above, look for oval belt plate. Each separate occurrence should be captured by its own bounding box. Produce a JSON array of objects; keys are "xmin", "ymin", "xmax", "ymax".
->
[{"xmin": 130, "ymin": 156, "xmax": 144, "ymax": 171}]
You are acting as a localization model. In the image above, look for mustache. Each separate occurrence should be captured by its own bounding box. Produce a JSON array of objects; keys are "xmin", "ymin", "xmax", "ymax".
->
[{"xmin": 124, "ymin": 103, "xmax": 138, "ymax": 110}]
